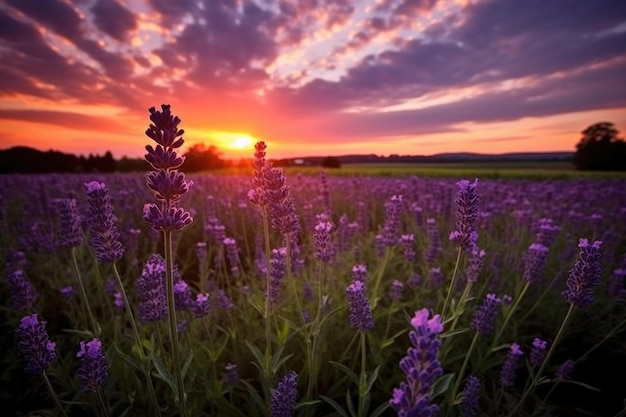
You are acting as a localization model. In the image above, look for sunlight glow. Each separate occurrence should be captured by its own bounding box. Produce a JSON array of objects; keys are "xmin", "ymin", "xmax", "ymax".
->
[{"xmin": 210, "ymin": 131, "xmax": 256, "ymax": 152}]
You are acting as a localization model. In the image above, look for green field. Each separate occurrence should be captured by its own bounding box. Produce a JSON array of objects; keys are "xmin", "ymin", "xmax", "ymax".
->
[{"xmin": 280, "ymin": 160, "xmax": 626, "ymax": 179}]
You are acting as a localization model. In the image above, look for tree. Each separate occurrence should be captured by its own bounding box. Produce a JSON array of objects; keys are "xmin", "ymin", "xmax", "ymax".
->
[
  {"xmin": 321, "ymin": 156, "xmax": 341, "ymax": 169},
  {"xmin": 572, "ymin": 122, "xmax": 626, "ymax": 171},
  {"xmin": 183, "ymin": 143, "xmax": 226, "ymax": 172}
]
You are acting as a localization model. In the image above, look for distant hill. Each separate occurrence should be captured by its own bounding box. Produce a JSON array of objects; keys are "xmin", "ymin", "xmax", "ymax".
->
[{"xmin": 283, "ymin": 151, "xmax": 573, "ymax": 165}]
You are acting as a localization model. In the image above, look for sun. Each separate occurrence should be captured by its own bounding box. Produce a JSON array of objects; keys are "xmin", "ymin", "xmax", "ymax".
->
[{"xmin": 210, "ymin": 131, "xmax": 256, "ymax": 152}]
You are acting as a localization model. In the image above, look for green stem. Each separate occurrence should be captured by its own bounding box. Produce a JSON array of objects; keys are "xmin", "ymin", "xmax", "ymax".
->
[
  {"xmin": 41, "ymin": 371, "xmax": 69, "ymax": 417},
  {"xmin": 371, "ymin": 247, "xmax": 391, "ymax": 310},
  {"xmin": 357, "ymin": 331, "xmax": 368, "ymax": 417},
  {"xmin": 71, "ymin": 247, "xmax": 99, "ymax": 336},
  {"xmin": 111, "ymin": 262, "xmax": 162, "ymax": 417},
  {"xmin": 261, "ymin": 206, "xmax": 273, "ymax": 408},
  {"xmin": 96, "ymin": 390, "xmax": 111, "ymax": 417},
  {"xmin": 447, "ymin": 332, "xmax": 480, "ymax": 414},
  {"xmin": 490, "ymin": 281, "xmax": 530, "ymax": 355},
  {"xmin": 508, "ymin": 303, "xmax": 575, "ymax": 416},
  {"xmin": 164, "ymin": 230, "xmax": 188, "ymax": 417},
  {"xmin": 441, "ymin": 247, "xmax": 464, "ymax": 321}
]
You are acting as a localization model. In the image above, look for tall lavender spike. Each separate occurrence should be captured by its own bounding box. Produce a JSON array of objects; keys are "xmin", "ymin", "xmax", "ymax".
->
[
  {"xmin": 6, "ymin": 269, "xmax": 39, "ymax": 311},
  {"xmin": 267, "ymin": 247, "xmax": 287, "ymax": 310},
  {"xmin": 461, "ymin": 375, "xmax": 481, "ymax": 417},
  {"xmin": 313, "ymin": 220, "xmax": 335, "ymax": 262},
  {"xmin": 465, "ymin": 247, "xmax": 486, "ymax": 284},
  {"xmin": 500, "ymin": 343, "xmax": 523, "ymax": 387},
  {"xmin": 16, "ymin": 314, "xmax": 57, "ymax": 374},
  {"xmin": 143, "ymin": 104, "xmax": 193, "ymax": 232},
  {"xmin": 223, "ymin": 237, "xmax": 241, "ymax": 278},
  {"xmin": 263, "ymin": 165, "xmax": 300, "ymax": 238},
  {"xmin": 382, "ymin": 194, "xmax": 403, "ymax": 247},
  {"xmin": 390, "ymin": 308, "xmax": 443, "ymax": 417},
  {"xmin": 529, "ymin": 338, "xmax": 548, "ymax": 367},
  {"xmin": 449, "ymin": 178, "xmax": 479, "ymax": 252},
  {"xmin": 346, "ymin": 280, "xmax": 374, "ymax": 331},
  {"xmin": 562, "ymin": 239, "xmax": 603, "ymax": 308},
  {"xmin": 248, "ymin": 141, "xmax": 268, "ymax": 207},
  {"xmin": 84, "ymin": 181, "xmax": 125, "ymax": 263},
  {"xmin": 270, "ymin": 370, "xmax": 298, "ymax": 417},
  {"xmin": 76, "ymin": 338, "xmax": 108, "ymax": 393},
  {"xmin": 137, "ymin": 254, "xmax": 167, "ymax": 323},
  {"xmin": 425, "ymin": 218, "xmax": 442, "ymax": 265},
  {"xmin": 53, "ymin": 198, "xmax": 83, "ymax": 248},
  {"xmin": 471, "ymin": 293, "xmax": 501, "ymax": 335},
  {"xmin": 522, "ymin": 243, "xmax": 549, "ymax": 284}
]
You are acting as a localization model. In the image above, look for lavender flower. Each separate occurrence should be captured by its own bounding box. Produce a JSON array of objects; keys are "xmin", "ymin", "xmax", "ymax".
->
[
  {"xmin": 224, "ymin": 363, "xmax": 238, "ymax": 386},
  {"xmin": 425, "ymin": 218, "xmax": 442, "ymax": 265},
  {"xmin": 390, "ymin": 308, "xmax": 443, "ymax": 417},
  {"xmin": 143, "ymin": 104, "xmax": 193, "ymax": 232},
  {"xmin": 449, "ymin": 179, "xmax": 479, "ymax": 252},
  {"xmin": 84, "ymin": 181, "xmax": 124, "ymax": 263},
  {"xmin": 352, "ymin": 264, "xmax": 367, "ymax": 282},
  {"xmin": 390, "ymin": 279, "xmax": 404, "ymax": 302},
  {"xmin": 382, "ymin": 194, "xmax": 404, "ymax": 247},
  {"xmin": 137, "ymin": 254, "xmax": 167, "ymax": 323},
  {"xmin": 346, "ymin": 280, "xmax": 374, "ymax": 331},
  {"xmin": 215, "ymin": 289, "xmax": 234, "ymax": 310},
  {"xmin": 267, "ymin": 247, "xmax": 287, "ymax": 310},
  {"xmin": 223, "ymin": 237, "xmax": 241, "ymax": 278},
  {"xmin": 6, "ymin": 269, "xmax": 38, "ymax": 311},
  {"xmin": 76, "ymin": 338, "xmax": 108, "ymax": 393},
  {"xmin": 174, "ymin": 279, "xmax": 192, "ymax": 311},
  {"xmin": 465, "ymin": 247, "xmax": 486, "ymax": 284},
  {"xmin": 562, "ymin": 239, "xmax": 603, "ymax": 308},
  {"xmin": 471, "ymin": 293, "xmax": 502, "ymax": 335},
  {"xmin": 429, "ymin": 267, "xmax": 444, "ymax": 288},
  {"xmin": 522, "ymin": 243, "xmax": 549, "ymax": 284},
  {"xmin": 16, "ymin": 314, "xmax": 57, "ymax": 374},
  {"xmin": 54, "ymin": 198, "xmax": 83, "ymax": 248},
  {"xmin": 248, "ymin": 141, "xmax": 268, "ymax": 207},
  {"xmin": 192, "ymin": 293, "xmax": 211, "ymax": 318},
  {"xmin": 400, "ymin": 234, "xmax": 416, "ymax": 262},
  {"xmin": 264, "ymin": 165, "xmax": 300, "ymax": 238},
  {"xmin": 461, "ymin": 375, "xmax": 481, "ymax": 417},
  {"xmin": 60, "ymin": 286, "xmax": 75, "ymax": 300},
  {"xmin": 313, "ymin": 220, "xmax": 335, "ymax": 262},
  {"xmin": 500, "ymin": 343, "xmax": 523, "ymax": 387},
  {"xmin": 530, "ymin": 338, "xmax": 548, "ymax": 367},
  {"xmin": 555, "ymin": 359, "xmax": 575, "ymax": 380},
  {"xmin": 534, "ymin": 218, "xmax": 561, "ymax": 246},
  {"xmin": 270, "ymin": 370, "xmax": 298, "ymax": 417},
  {"xmin": 407, "ymin": 273, "xmax": 422, "ymax": 289}
]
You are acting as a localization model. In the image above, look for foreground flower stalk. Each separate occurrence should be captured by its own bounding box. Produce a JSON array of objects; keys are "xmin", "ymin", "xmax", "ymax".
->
[{"xmin": 144, "ymin": 104, "xmax": 193, "ymax": 417}]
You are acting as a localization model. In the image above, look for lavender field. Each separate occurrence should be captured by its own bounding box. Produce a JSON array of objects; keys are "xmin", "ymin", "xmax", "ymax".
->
[{"xmin": 2, "ymin": 106, "xmax": 626, "ymax": 417}]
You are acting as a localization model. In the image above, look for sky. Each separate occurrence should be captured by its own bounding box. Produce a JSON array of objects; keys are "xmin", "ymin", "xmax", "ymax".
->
[{"xmin": 0, "ymin": 0, "xmax": 625, "ymax": 160}]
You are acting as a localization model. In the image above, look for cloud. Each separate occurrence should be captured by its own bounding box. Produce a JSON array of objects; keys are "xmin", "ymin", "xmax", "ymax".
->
[
  {"xmin": 91, "ymin": 0, "xmax": 138, "ymax": 41},
  {"xmin": 0, "ymin": 109, "xmax": 135, "ymax": 134}
]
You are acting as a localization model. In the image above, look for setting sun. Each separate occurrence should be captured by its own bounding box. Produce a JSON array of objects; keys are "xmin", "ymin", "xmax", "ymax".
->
[{"xmin": 210, "ymin": 131, "xmax": 256, "ymax": 152}]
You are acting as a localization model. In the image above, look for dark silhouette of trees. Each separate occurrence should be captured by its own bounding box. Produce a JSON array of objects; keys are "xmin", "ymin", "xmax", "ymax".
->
[
  {"xmin": 573, "ymin": 122, "xmax": 626, "ymax": 171},
  {"xmin": 321, "ymin": 156, "xmax": 341, "ymax": 168},
  {"xmin": 182, "ymin": 143, "xmax": 226, "ymax": 172}
]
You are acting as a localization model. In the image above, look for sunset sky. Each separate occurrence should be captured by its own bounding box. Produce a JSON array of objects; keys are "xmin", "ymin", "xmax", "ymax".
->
[{"xmin": 1, "ymin": 0, "xmax": 625, "ymax": 160}]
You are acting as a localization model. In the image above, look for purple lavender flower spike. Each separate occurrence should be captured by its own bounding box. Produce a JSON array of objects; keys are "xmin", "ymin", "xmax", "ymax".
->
[
  {"xmin": 530, "ymin": 338, "xmax": 548, "ymax": 367},
  {"xmin": 471, "ymin": 293, "xmax": 502, "ymax": 335},
  {"xmin": 264, "ymin": 165, "xmax": 300, "ymax": 238},
  {"xmin": 425, "ymin": 218, "xmax": 442, "ymax": 265},
  {"xmin": 267, "ymin": 247, "xmax": 287, "ymax": 310},
  {"xmin": 401, "ymin": 234, "xmax": 416, "ymax": 262},
  {"xmin": 390, "ymin": 279, "xmax": 404, "ymax": 302},
  {"xmin": 84, "ymin": 181, "xmax": 124, "ymax": 263},
  {"xmin": 352, "ymin": 264, "xmax": 367, "ymax": 282},
  {"xmin": 555, "ymin": 359, "xmax": 575, "ymax": 380},
  {"xmin": 143, "ymin": 104, "xmax": 193, "ymax": 232},
  {"xmin": 270, "ymin": 370, "xmax": 298, "ymax": 417},
  {"xmin": 382, "ymin": 194, "xmax": 404, "ymax": 247},
  {"xmin": 449, "ymin": 178, "xmax": 479, "ymax": 252},
  {"xmin": 522, "ymin": 243, "xmax": 549, "ymax": 284},
  {"xmin": 465, "ymin": 247, "xmax": 486, "ymax": 284},
  {"xmin": 54, "ymin": 198, "xmax": 83, "ymax": 248},
  {"xmin": 500, "ymin": 343, "xmax": 523, "ymax": 387},
  {"xmin": 16, "ymin": 314, "xmax": 57, "ymax": 374},
  {"xmin": 390, "ymin": 308, "xmax": 443, "ymax": 417},
  {"xmin": 223, "ymin": 237, "xmax": 241, "ymax": 278},
  {"xmin": 76, "ymin": 338, "xmax": 108, "ymax": 393},
  {"xmin": 174, "ymin": 279, "xmax": 192, "ymax": 311},
  {"xmin": 191, "ymin": 293, "xmax": 211, "ymax": 318},
  {"xmin": 346, "ymin": 280, "xmax": 374, "ymax": 331},
  {"xmin": 224, "ymin": 362, "xmax": 238, "ymax": 386},
  {"xmin": 562, "ymin": 239, "xmax": 603, "ymax": 308},
  {"xmin": 314, "ymin": 220, "xmax": 335, "ymax": 262},
  {"xmin": 248, "ymin": 141, "xmax": 269, "ymax": 207},
  {"xmin": 7, "ymin": 269, "xmax": 38, "ymax": 311},
  {"xmin": 137, "ymin": 254, "xmax": 167, "ymax": 323},
  {"xmin": 461, "ymin": 375, "xmax": 481, "ymax": 417}
]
